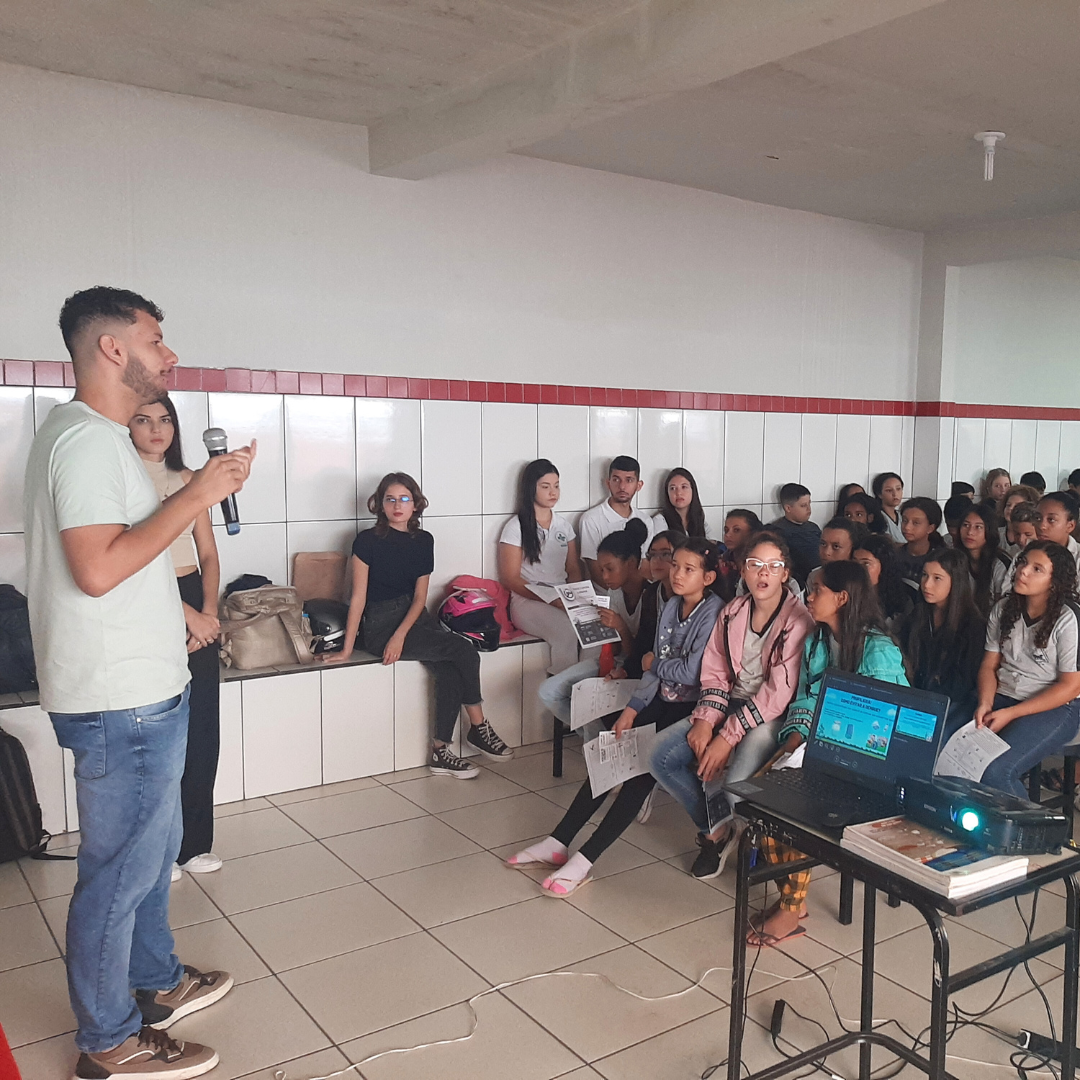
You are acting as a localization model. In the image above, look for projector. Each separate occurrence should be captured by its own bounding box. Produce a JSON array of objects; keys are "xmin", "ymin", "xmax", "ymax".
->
[{"xmin": 899, "ymin": 776, "xmax": 1069, "ymax": 855}]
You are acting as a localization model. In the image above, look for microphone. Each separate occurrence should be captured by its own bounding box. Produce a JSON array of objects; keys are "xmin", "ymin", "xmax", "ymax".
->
[{"xmin": 202, "ymin": 428, "xmax": 241, "ymax": 535}]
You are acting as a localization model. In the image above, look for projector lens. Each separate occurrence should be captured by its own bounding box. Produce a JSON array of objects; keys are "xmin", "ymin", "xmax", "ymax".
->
[{"xmin": 959, "ymin": 810, "xmax": 980, "ymax": 832}]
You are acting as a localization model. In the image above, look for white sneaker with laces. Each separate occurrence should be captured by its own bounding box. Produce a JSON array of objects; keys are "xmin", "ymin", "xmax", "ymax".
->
[
  {"xmin": 170, "ymin": 864, "xmax": 182, "ymax": 883},
  {"xmin": 179, "ymin": 853, "xmax": 223, "ymax": 874}
]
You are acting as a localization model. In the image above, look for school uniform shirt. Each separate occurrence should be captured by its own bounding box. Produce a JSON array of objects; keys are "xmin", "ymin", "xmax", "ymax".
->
[
  {"xmin": 23, "ymin": 401, "xmax": 189, "ymax": 713},
  {"xmin": 882, "ymin": 510, "xmax": 905, "ymax": 545},
  {"xmin": 986, "ymin": 597, "xmax": 1080, "ymax": 701},
  {"xmin": 499, "ymin": 513, "xmax": 575, "ymax": 597},
  {"xmin": 352, "ymin": 527, "xmax": 435, "ymax": 603},
  {"xmin": 577, "ymin": 500, "xmax": 656, "ymax": 561}
]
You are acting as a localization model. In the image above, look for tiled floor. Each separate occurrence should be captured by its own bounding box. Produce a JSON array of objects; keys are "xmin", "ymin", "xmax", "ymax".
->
[{"xmin": 4, "ymin": 739, "xmax": 1074, "ymax": 1080}]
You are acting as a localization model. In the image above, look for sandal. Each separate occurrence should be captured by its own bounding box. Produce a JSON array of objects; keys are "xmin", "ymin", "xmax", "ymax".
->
[
  {"xmin": 747, "ymin": 923, "xmax": 806, "ymax": 949},
  {"xmin": 540, "ymin": 872, "xmax": 592, "ymax": 897}
]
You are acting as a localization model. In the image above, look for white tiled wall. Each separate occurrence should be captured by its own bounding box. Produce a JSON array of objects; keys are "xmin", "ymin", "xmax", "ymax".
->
[{"xmin": 16, "ymin": 390, "xmax": 1077, "ymax": 604}]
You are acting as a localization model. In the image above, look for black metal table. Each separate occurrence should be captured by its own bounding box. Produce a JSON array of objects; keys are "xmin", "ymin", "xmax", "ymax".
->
[{"xmin": 727, "ymin": 802, "xmax": 1080, "ymax": 1080}]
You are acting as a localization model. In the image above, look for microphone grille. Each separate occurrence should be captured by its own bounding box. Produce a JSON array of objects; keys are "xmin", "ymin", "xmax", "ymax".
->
[{"xmin": 202, "ymin": 427, "xmax": 228, "ymax": 452}]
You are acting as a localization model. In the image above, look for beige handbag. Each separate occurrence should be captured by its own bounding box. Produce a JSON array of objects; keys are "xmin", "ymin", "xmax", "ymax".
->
[{"xmin": 218, "ymin": 585, "xmax": 315, "ymax": 670}]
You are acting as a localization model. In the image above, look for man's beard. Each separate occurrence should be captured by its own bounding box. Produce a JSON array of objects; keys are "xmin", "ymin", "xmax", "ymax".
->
[{"xmin": 121, "ymin": 355, "xmax": 164, "ymax": 404}]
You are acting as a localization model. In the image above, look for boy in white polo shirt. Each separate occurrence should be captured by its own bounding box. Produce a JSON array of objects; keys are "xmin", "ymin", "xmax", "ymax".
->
[{"xmin": 578, "ymin": 455, "xmax": 656, "ymax": 586}]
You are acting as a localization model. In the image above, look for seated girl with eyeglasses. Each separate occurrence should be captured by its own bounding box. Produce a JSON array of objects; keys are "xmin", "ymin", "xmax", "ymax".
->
[
  {"xmin": 650, "ymin": 533, "xmax": 814, "ymax": 881},
  {"xmin": 323, "ymin": 472, "xmax": 513, "ymax": 777}
]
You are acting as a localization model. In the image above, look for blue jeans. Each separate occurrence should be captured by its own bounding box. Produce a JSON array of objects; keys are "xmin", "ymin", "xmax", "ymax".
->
[
  {"xmin": 980, "ymin": 694, "xmax": 1080, "ymax": 800},
  {"xmin": 537, "ymin": 657, "xmax": 600, "ymax": 726},
  {"xmin": 651, "ymin": 716, "xmax": 781, "ymax": 834},
  {"xmin": 50, "ymin": 690, "xmax": 189, "ymax": 1053}
]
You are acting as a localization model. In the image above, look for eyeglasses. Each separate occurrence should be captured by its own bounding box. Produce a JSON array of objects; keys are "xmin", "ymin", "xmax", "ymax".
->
[
  {"xmin": 383, "ymin": 495, "xmax": 412, "ymax": 506},
  {"xmin": 647, "ymin": 549, "xmax": 674, "ymax": 562},
  {"xmin": 744, "ymin": 558, "xmax": 786, "ymax": 575}
]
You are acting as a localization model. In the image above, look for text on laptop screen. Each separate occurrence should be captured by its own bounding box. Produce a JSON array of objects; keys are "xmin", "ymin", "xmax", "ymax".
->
[{"xmin": 815, "ymin": 688, "xmax": 897, "ymax": 761}]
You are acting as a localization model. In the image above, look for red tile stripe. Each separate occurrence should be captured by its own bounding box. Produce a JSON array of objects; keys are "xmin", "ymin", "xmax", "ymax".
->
[{"xmin": 2, "ymin": 359, "xmax": 1076, "ymax": 420}]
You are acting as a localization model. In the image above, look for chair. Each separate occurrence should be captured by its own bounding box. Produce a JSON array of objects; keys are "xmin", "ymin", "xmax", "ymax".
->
[{"xmin": 1027, "ymin": 734, "xmax": 1080, "ymax": 840}]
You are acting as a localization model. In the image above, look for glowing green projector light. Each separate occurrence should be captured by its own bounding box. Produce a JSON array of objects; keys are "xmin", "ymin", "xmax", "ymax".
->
[{"xmin": 959, "ymin": 810, "xmax": 980, "ymax": 832}]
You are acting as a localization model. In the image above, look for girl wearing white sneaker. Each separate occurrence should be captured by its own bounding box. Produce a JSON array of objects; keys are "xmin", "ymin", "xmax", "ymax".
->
[
  {"xmin": 129, "ymin": 396, "xmax": 223, "ymax": 877},
  {"xmin": 324, "ymin": 472, "xmax": 513, "ymax": 776}
]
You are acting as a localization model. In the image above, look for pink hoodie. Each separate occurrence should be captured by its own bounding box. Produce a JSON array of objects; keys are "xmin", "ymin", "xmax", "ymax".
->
[{"xmin": 691, "ymin": 592, "xmax": 815, "ymax": 747}]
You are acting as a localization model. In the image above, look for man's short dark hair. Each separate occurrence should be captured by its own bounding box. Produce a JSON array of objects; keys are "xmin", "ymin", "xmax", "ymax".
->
[
  {"xmin": 59, "ymin": 286, "xmax": 164, "ymax": 359},
  {"xmin": 1069, "ymin": 468, "xmax": 1080, "ymax": 488},
  {"xmin": 779, "ymin": 482, "xmax": 810, "ymax": 506},
  {"xmin": 609, "ymin": 455, "xmax": 640, "ymax": 478},
  {"xmin": 950, "ymin": 481, "xmax": 975, "ymax": 497},
  {"xmin": 1019, "ymin": 471, "xmax": 1046, "ymax": 492}
]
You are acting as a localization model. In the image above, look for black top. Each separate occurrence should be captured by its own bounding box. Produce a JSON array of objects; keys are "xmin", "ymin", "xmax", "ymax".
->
[
  {"xmin": 624, "ymin": 579, "xmax": 667, "ymax": 679},
  {"xmin": 352, "ymin": 527, "xmax": 435, "ymax": 603},
  {"xmin": 769, "ymin": 517, "xmax": 822, "ymax": 589},
  {"xmin": 899, "ymin": 600, "xmax": 986, "ymax": 719}
]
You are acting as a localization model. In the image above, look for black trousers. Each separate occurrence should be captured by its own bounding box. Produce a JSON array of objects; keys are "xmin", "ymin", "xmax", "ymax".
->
[
  {"xmin": 362, "ymin": 595, "xmax": 482, "ymax": 744},
  {"xmin": 552, "ymin": 696, "xmax": 696, "ymax": 864},
  {"xmin": 177, "ymin": 571, "xmax": 220, "ymax": 864}
]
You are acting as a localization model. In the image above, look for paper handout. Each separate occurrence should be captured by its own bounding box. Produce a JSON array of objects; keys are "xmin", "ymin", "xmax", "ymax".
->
[
  {"xmin": 583, "ymin": 723, "xmax": 658, "ymax": 798},
  {"xmin": 569, "ymin": 677, "xmax": 640, "ymax": 731},
  {"xmin": 933, "ymin": 720, "xmax": 1009, "ymax": 782},
  {"xmin": 554, "ymin": 581, "xmax": 622, "ymax": 649}
]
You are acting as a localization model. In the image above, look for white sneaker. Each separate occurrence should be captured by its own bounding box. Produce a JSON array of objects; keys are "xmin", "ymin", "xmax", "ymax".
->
[
  {"xmin": 179, "ymin": 853, "xmax": 223, "ymax": 874},
  {"xmin": 170, "ymin": 864, "xmax": 182, "ymax": 883},
  {"xmin": 636, "ymin": 788, "xmax": 655, "ymax": 824}
]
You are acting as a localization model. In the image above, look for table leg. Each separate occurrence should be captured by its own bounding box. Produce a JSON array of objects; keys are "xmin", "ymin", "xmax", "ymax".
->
[
  {"xmin": 727, "ymin": 826, "xmax": 755, "ymax": 1080},
  {"xmin": 1062, "ymin": 874, "xmax": 1079, "ymax": 1080},
  {"xmin": 860, "ymin": 881, "xmax": 877, "ymax": 1080},
  {"xmin": 552, "ymin": 718, "xmax": 563, "ymax": 777},
  {"xmin": 924, "ymin": 908, "xmax": 950, "ymax": 1080},
  {"xmin": 839, "ymin": 872, "xmax": 854, "ymax": 926}
]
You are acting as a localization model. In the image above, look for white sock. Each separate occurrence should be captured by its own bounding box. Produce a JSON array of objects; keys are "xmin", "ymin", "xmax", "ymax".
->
[
  {"xmin": 507, "ymin": 837, "xmax": 568, "ymax": 866},
  {"xmin": 546, "ymin": 851, "xmax": 592, "ymax": 888}
]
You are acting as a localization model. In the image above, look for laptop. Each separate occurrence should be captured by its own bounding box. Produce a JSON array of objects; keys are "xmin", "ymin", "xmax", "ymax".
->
[{"xmin": 721, "ymin": 670, "xmax": 949, "ymax": 832}]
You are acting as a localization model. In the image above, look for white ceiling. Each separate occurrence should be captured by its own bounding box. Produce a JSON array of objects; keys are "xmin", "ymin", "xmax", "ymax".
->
[{"xmin": 3, "ymin": 0, "xmax": 1080, "ymax": 231}]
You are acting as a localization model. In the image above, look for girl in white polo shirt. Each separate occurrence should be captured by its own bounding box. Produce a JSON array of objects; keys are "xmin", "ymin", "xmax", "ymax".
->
[
  {"xmin": 499, "ymin": 459, "xmax": 585, "ymax": 674},
  {"xmin": 976, "ymin": 540, "xmax": 1080, "ymax": 798}
]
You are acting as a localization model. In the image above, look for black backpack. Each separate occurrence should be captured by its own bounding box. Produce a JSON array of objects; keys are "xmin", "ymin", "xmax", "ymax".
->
[
  {"xmin": 0, "ymin": 728, "xmax": 72, "ymax": 863},
  {"xmin": 0, "ymin": 585, "xmax": 37, "ymax": 694}
]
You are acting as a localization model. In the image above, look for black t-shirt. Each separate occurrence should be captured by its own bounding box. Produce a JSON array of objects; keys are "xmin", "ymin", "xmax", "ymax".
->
[{"xmin": 352, "ymin": 527, "xmax": 435, "ymax": 603}]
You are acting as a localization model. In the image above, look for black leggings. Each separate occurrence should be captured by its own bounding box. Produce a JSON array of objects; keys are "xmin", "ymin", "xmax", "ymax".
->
[
  {"xmin": 362, "ymin": 595, "xmax": 482, "ymax": 744},
  {"xmin": 552, "ymin": 696, "xmax": 696, "ymax": 864},
  {"xmin": 177, "ymin": 570, "xmax": 220, "ymax": 864}
]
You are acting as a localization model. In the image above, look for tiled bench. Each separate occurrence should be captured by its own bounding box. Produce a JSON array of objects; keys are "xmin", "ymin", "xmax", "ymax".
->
[{"xmin": 0, "ymin": 637, "xmax": 552, "ymax": 839}]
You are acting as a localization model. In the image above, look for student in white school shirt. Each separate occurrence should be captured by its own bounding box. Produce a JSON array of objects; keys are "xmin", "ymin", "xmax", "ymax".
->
[
  {"xmin": 578, "ymin": 455, "xmax": 656, "ymax": 586},
  {"xmin": 499, "ymin": 459, "xmax": 585, "ymax": 674},
  {"xmin": 1003, "ymin": 492, "xmax": 1080, "ymax": 593}
]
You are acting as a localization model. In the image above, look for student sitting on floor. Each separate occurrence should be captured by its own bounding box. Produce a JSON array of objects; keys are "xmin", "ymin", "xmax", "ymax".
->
[
  {"xmin": 1069, "ymin": 470, "xmax": 1080, "ymax": 500},
  {"xmin": 507, "ymin": 539, "xmax": 723, "ymax": 896},
  {"xmin": 578, "ymin": 455, "xmax": 655, "ymax": 586},
  {"xmin": 498, "ymin": 458, "xmax": 585, "ymax": 676},
  {"xmin": 716, "ymin": 509, "xmax": 763, "ymax": 603},
  {"xmin": 897, "ymin": 496, "xmax": 945, "ymax": 585},
  {"xmin": 834, "ymin": 482, "xmax": 866, "ymax": 518},
  {"xmin": 1019, "ymin": 471, "xmax": 1046, "ymax": 496},
  {"xmin": 976, "ymin": 541, "xmax": 1080, "ymax": 799},
  {"xmin": 536, "ymin": 519, "xmax": 648, "ymax": 731},
  {"xmin": 1033, "ymin": 492, "xmax": 1080, "ymax": 574},
  {"xmin": 1006, "ymin": 503, "xmax": 1040, "ymax": 554},
  {"xmin": 951, "ymin": 481, "xmax": 976, "ymax": 501},
  {"xmin": 750, "ymin": 561, "xmax": 909, "ymax": 948},
  {"xmin": 853, "ymin": 533, "xmax": 915, "ymax": 629},
  {"xmin": 958, "ymin": 501, "xmax": 1012, "ymax": 616},
  {"xmin": 653, "ymin": 467, "xmax": 712, "ymax": 540},
  {"xmin": 805, "ymin": 517, "xmax": 866, "ymax": 592},
  {"xmin": 769, "ymin": 483, "xmax": 821, "ymax": 590},
  {"xmin": 943, "ymin": 493, "xmax": 973, "ymax": 547},
  {"xmin": 999, "ymin": 485, "xmax": 1041, "ymax": 553},
  {"xmin": 842, "ymin": 491, "xmax": 888, "ymax": 536},
  {"xmin": 981, "ymin": 468, "xmax": 1013, "ymax": 509},
  {"xmin": 326, "ymin": 473, "xmax": 513, "ymax": 777},
  {"xmin": 899, "ymin": 547, "xmax": 986, "ymax": 732},
  {"xmin": 872, "ymin": 472, "xmax": 906, "ymax": 544},
  {"xmin": 650, "ymin": 532, "xmax": 813, "ymax": 880}
]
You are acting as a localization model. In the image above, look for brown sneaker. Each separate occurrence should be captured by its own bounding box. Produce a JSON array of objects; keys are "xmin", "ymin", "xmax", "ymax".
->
[
  {"xmin": 74, "ymin": 1026, "xmax": 218, "ymax": 1078},
  {"xmin": 135, "ymin": 966, "xmax": 234, "ymax": 1030}
]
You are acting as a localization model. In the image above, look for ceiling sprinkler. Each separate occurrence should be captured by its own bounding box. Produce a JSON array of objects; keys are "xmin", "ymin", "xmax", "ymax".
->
[{"xmin": 975, "ymin": 131, "xmax": 1005, "ymax": 181}]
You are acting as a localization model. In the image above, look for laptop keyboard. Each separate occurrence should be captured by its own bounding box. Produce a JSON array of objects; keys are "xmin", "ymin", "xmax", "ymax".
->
[{"xmin": 774, "ymin": 769, "xmax": 894, "ymax": 816}]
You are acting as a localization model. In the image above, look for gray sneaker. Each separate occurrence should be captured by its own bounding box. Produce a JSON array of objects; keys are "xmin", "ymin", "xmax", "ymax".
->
[
  {"xmin": 74, "ymin": 1026, "xmax": 218, "ymax": 1078},
  {"xmin": 429, "ymin": 745, "xmax": 481, "ymax": 778}
]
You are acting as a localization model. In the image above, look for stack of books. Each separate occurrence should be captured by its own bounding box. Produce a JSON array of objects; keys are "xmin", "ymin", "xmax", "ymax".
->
[{"xmin": 841, "ymin": 816, "xmax": 1029, "ymax": 899}]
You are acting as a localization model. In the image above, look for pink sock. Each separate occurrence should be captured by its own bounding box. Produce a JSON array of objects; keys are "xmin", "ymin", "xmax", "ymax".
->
[
  {"xmin": 542, "ymin": 852, "xmax": 593, "ymax": 894},
  {"xmin": 507, "ymin": 837, "xmax": 568, "ymax": 867}
]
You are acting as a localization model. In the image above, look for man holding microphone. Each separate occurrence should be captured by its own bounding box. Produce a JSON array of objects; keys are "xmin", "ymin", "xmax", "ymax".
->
[{"xmin": 25, "ymin": 287, "xmax": 256, "ymax": 1078}]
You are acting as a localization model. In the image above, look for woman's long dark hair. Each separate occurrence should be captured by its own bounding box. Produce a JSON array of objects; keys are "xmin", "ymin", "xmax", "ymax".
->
[
  {"xmin": 516, "ymin": 459, "xmax": 559, "ymax": 565},
  {"xmin": 853, "ymin": 534, "xmax": 910, "ymax": 620},
  {"xmin": 367, "ymin": 472, "xmax": 428, "ymax": 537},
  {"xmin": 903, "ymin": 548, "xmax": 983, "ymax": 684},
  {"xmin": 998, "ymin": 540, "xmax": 1080, "ymax": 650},
  {"xmin": 899, "ymin": 497, "xmax": 945, "ymax": 550},
  {"xmin": 814, "ymin": 560, "xmax": 891, "ymax": 674},
  {"xmin": 159, "ymin": 394, "xmax": 187, "ymax": 472},
  {"xmin": 960, "ymin": 500, "xmax": 1004, "ymax": 614},
  {"xmin": 659, "ymin": 467, "xmax": 707, "ymax": 538},
  {"xmin": 835, "ymin": 482, "xmax": 866, "ymax": 518}
]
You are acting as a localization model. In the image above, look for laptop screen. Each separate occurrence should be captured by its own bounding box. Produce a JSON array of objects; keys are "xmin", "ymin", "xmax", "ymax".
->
[{"xmin": 804, "ymin": 670, "xmax": 948, "ymax": 791}]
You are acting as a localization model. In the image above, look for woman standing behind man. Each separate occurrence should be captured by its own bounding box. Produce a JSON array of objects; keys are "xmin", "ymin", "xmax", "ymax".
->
[{"xmin": 129, "ymin": 396, "xmax": 223, "ymax": 877}]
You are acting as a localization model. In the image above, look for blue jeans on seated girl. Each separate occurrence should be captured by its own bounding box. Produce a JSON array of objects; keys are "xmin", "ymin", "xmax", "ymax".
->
[
  {"xmin": 537, "ymin": 657, "xmax": 601, "ymax": 728},
  {"xmin": 49, "ymin": 690, "xmax": 188, "ymax": 1053},
  {"xmin": 650, "ymin": 713, "xmax": 781, "ymax": 835},
  {"xmin": 979, "ymin": 693, "xmax": 1080, "ymax": 800}
]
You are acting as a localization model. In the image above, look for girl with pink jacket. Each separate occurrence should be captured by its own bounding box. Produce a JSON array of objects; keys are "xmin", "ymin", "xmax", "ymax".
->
[{"xmin": 650, "ymin": 532, "xmax": 814, "ymax": 879}]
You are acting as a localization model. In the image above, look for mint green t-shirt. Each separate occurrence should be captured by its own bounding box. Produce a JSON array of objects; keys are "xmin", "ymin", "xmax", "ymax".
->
[{"xmin": 24, "ymin": 401, "xmax": 189, "ymax": 713}]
